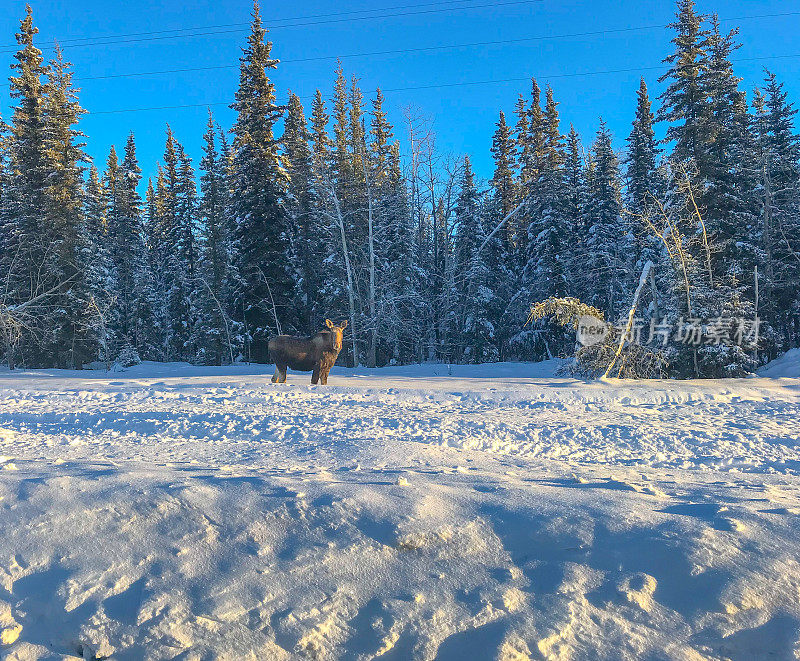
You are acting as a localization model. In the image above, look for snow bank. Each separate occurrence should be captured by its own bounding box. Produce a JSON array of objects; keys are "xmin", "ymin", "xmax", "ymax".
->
[
  {"xmin": 0, "ymin": 363, "xmax": 799, "ymax": 659},
  {"xmin": 759, "ymin": 348, "xmax": 800, "ymax": 378}
]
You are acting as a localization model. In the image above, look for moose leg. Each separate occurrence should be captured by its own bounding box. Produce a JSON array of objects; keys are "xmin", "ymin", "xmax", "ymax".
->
[
  {"xmin": 271, "ymin": 366, "xmax": 281, "ymax": 383},
  {"xmin": 320, "ymin": 368, "xmax": 330, "ymax": 385},
  {"xmin": 311, "ymin": 365, "xmax": 320, "ymax": 385},
  {"xmin": 279, "ymin": 366, "xmax": 288, "ymax": 383}
]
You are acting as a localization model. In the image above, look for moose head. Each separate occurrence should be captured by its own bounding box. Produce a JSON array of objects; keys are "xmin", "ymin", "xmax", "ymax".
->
[{"xmin": 324, "ymin": 319, "xmax": 348, "ymax": 352}]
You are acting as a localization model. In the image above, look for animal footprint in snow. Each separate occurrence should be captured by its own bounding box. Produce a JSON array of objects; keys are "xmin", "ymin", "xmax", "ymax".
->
[
  {"xmin": 0, "ymin": 602, "xmax": 22, "ymax": 645},
  {"xmin": 618, "ymin": 573, "xmax": 658, "ymax": 612},
  {"xmin": 714, "ymin": 517, "xmax": 745, "ymax": 532}
]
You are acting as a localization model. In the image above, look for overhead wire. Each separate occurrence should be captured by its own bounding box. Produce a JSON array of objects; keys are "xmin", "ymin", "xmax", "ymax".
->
[
  {"xmin": 0, "ymin": 4, "xmax": 797, "ymax": 116},
  {"xmin": 0, "ymin": 9, "xmax": 796, "ymax": 89},
  {"xmin": 78, "ymin": 52, "xmax": 800, "ymax": 117},
  {"xmin": 0, "ymin": 0, "xmax": 545, "ymax": 54}
]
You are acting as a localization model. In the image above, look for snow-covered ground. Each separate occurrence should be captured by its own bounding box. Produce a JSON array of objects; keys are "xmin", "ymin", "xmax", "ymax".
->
[{"xmin": 0, "ymin": 358, "xmax": 799, "ymax": 659}]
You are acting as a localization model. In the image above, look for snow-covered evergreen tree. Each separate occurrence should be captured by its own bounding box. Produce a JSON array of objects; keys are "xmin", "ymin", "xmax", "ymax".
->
[
  {"xmin": 283, "ymin": 93, "xmax": 319, "ymax": 336},
  {"xmin": 230, "ymin": 0, "xmax": 291, "ymax": 362},
  {"xmin": 453, "ymin": 157, "xmax": 499, "ymax": 362},
  {"xmin": 584, "ymin": 120, "xmax": 631, "ymax": 319},
  {"xmin": 490, "ymin": 110, "xmax": 518, "ymax": 249},
  {"xmin": 509, "ymin": 88, "xmax": 571, "ymax": 359},
  {"xmin": 40, "ymin": 45, "xmax": 92, "ymax": 367},
  {"xmin": 4, "ymin": 7, "xmax": 52, "ymax": 365},
  {"xmin": 657, "ymin": 0, "xmax": 709, "ymax": 170},
  {"xmin": 81, "ymin": 166, "xmax": 115, "ymax": 366},
  {"xmin": 196, "ymin": 113, "xmax": 235, "ymax": 364},
  {"xmin": 102, "ymin": 134, "xmax": 150, "ymax": 364},
  {"xmin": 754, "ymin": 72, "xmax": 800, "ymax": 352}
]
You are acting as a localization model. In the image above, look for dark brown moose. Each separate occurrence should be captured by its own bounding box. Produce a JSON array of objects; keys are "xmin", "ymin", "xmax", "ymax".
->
[{"xmin": 268, "ymin": 319, "xmax": 348, "ymax": 385}]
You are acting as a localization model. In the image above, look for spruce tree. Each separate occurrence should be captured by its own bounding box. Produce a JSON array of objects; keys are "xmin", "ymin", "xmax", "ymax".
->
[
  {"xmin": 0, "ymin": 114, "xmax": 9, "ymax": 287},
  {"xmin": 626, "ymin": 79, "xmax": 662, "ymax": 216},
  {"xmin": 197, "ymin": 113, "xmax": 234, "ymax": 364},
  {"xmin": 41, "ymin": 45, "xmax": 91, "ymax": 367},
  {"xmin": 81, "ymin": 166, "xmax": 115, "ymax": 366},
  {"xmin": 584, "ymin": 120, "xmax": 630, "ymax": 318},
  {"xmin": 104, "ymin": 134, "xmax": 150, "ymax": 364},
  {"xmin": 453, "ymin": 156, "xmax": 498, "ymax": 362},
  {"xmin": 120, "ymin": 134, "xmax": 159, "ymax": 362},
  {"xmin": 370, "ymin": 89, "xmax": 392, "ymax": 178},
  {"xmin": 230, "ymin": 1, "xmax": 291, "ymax": 361},
  {"xmin": 177, "ymin": 143, "xmax": 200, "ymax": 362},
  {"xmin": 309, "ymin": 88, "xmax": 349, "ymax": 346},
  {"xmin": 657, "ymin": 0, "xmax": 709, "ymax": 169},
  {"xmin": 331, "ymin": 62, "xmax": 350, "ymax": 196},
  {"xmin": 701, "ymin": 17, "xmax": 757, "ymax": 271},
  {"xmin": 159, "ymin": 127, "xmax": 182, "ymax": 360},
  {"xmin": 348, "ymin": 76, "xmax": 366, "ymax": 189},
  {"xmin": 144, "ymin": 175, "xmax": 168, "ymax": 360},
  {"xmin": 367, "ymin": 89, "xmax": 412, "ymax": 365},
  {"xmin": 310, "ymin": 90, "xmax": 332, "ymax": 168},
  {"xmin": 283, "ymin": 93, "xmax": 319, "ymax": 335},
  {"xmin": 513, "ymin": 87, "xmax": 569, "ymax": 359},
  {"xmin": 563, "ymin": 125, "xmax": 585, "ymax": 284},
  {"xmin": 5, "ymin": 6, "xmax": 51, "ymax": 365},
  {"xmin": 757, "ymin": 72, "xmax": 800, "ymax": 350},
  {"xmin": 490, "ymin": 111, "xmax": 517, "ymax": 237}
]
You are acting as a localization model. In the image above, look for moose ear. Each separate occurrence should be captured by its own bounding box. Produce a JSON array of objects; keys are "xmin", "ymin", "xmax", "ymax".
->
[
  {"xmin": 325, "ymin": 319, "xmax": 334, "ymax": 329},
  {"xmin": 340, "ymin": 320, "xmax": 348, "ymax": 329}
]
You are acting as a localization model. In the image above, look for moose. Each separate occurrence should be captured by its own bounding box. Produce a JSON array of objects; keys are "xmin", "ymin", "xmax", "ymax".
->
[{"xmin": 268, "ymin": 319, "xmax": 348, "ymax": 385}]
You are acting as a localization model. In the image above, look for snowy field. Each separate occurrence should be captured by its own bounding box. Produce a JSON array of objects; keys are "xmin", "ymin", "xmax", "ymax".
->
[{"xmin": 0, "ymin": 356, "xmax": 799, "ymax": 660}]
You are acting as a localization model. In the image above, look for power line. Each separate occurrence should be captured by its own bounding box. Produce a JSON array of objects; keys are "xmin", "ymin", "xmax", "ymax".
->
[
  {"xmin": 0, "ymin": 0, "xmax": 499, "ymax": 48},
  {"xmin": 0, "ymin": 0, "xmax": 544, "ymax": 54},
  {"xmin": 73, "ymin": 52, "xmax": 800, "ymax": 117},
  {"xmin": 1, "ymin": 9, "xmax": 797, "ymax": 90}
]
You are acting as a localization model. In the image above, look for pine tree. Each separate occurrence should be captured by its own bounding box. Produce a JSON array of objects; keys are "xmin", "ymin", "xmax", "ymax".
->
[{"xmin": 230, "ymin": 1, "xmax": 291, "ymax": 361}]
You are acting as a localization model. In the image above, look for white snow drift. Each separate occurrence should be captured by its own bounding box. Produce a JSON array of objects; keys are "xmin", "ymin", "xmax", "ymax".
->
[{"xmin": 0, "ymin": 360, "xmax": 799, "ymax": 659}]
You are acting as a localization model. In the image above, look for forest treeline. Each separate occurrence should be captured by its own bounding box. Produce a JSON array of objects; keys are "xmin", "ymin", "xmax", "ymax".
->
[{"xmin": 0, "ymin": 0, "xmax": 798, "ymax": 377}]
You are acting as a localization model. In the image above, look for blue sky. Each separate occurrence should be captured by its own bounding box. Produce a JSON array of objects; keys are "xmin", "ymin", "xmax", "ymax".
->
[{"xmin": 0, "ymin": 0, "xmax": 798, "ymax": 185}]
